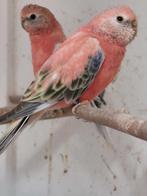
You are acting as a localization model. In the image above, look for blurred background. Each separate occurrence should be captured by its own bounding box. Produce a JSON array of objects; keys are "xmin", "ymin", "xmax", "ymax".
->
[{"xmin": 0, "ymin": 0, "xmax": 147, "ymax": 195}]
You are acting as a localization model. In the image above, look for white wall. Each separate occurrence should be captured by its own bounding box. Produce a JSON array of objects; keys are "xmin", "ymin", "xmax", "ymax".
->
[{"xmin": 0, "ymin": 0, "xmax": 147, "ymax": 195}]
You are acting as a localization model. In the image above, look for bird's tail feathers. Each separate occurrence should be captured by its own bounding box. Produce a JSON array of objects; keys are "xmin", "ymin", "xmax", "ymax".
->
[
  {"xmin": 28, "ymin": 108, "xmax": 49, "ymax": 129},
  {"xmin": 0, "ymin": 116, "xmax": 30, "ymax": 154},
  {"xmin": 0, "ymin": 101, "xmax": 50, "ymax": 124},
  {"xmin": 0, "ymin": 106, "xmax": 50, "ymax": 155}
]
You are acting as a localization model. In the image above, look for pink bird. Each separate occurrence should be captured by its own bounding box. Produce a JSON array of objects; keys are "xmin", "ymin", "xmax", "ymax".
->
[
  {"xmin": 21, "ymin": 4, "xmax": 108, "ymax": 142},
  {"xmin": 21, "ymin": 4, "xmax": 65, "ymax": 75},
  {"xmin": 0, "ymin": 6, "xmax": 137, "ymax": 154},
  {"xmin": 21, "ymin": 4, "xmax": 106, "ymax": 106}
]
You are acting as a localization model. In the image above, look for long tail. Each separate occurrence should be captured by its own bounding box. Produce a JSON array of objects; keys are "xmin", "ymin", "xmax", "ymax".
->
[
  {"xmin": 0, "ymin": 116, "xmax": 31, "ymax": 154},
  {"xmin": 0, "ymin": 100, "xmax": 55, "ymax": 154},
  {"xmin": 0, "ymin": 107, "xmax": 50, "ymax": 155}
]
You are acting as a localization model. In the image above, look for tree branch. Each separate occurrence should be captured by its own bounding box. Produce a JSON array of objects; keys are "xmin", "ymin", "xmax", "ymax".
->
[
  {"xmin": 0, "ymin": 106, "xmax": 13, "ymax": 115},
  {"xmin": 0, "ymin": 99, "xmax": 147, "ymax": 141},
  {"xmin": 73, "ymin": 103, "xmax": 147, "ymax": 141}
]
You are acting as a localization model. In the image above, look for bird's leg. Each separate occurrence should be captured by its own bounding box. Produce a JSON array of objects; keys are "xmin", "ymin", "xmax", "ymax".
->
[
  {"xmin": 92, "ymin": 90, "xmax": 106, "ymax": 108},
  {"xmin": 72, "ymin": 101, "xmax": 90, "ymax": 116}
]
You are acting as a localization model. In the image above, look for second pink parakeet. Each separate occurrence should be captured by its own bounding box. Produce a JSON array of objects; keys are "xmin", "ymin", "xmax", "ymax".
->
[{"xmin": 21, "ymin": 4, "xmax": 65, "ymax": 75}]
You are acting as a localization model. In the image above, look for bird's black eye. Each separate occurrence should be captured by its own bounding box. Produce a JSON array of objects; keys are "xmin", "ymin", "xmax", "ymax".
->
[
  {"xmin": 30, "ymin": 14, "xmax": 37, "ymax": 20},
  {"xmin": 116, "ymin": 16, "xmax": 124, "ymax": 22}
]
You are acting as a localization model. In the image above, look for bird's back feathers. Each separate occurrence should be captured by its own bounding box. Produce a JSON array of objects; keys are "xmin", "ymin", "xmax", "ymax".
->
[{"xmin": 23, "ymin": 32, "xmax": 105, "ymax": 103}]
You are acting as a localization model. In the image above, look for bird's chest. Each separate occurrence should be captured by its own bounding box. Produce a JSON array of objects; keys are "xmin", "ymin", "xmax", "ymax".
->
[
  {"xmin": 103, "ymin": 44, "xmax": 125, "ymax": 69},
  {"xmin": 80, "ymin": 44, "xmax": 125, "ymax": 101}
]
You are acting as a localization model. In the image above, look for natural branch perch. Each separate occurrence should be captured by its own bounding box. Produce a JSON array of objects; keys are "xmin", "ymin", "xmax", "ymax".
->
[
  {"xmin": 0, "ymin": 106, "xmax": 13, "ymax": 115},
  {"xmin": 73, "ymin": 103, "xmax": 147, "ymax": 141},
  {"xmin": 0, "ymin": 100, "xmax": 147, "ymax": 141}
]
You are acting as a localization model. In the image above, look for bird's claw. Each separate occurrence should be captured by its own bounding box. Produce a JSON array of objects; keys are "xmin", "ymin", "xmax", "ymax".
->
[{"xmin": 72, "ymin": 101, "xmax": 90, "ymax": 115}]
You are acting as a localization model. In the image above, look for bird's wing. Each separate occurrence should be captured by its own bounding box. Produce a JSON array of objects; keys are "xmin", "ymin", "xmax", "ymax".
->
[
  {"xmin": 23, "ymin": 32, "xmax": 105, "ymax": 103},
  {"xmin": 0, "ymin": 32, "xmax": 105, "ymax": 123}
]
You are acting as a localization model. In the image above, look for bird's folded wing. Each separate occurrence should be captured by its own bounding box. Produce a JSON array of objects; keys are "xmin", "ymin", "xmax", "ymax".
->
[
  {"xmin": 0, "ymin": 32, "xmax": 105, "ymax": 123},
  {"xmin": 23, "ymin": 32, "xmax": 105, "ymax": 104}
]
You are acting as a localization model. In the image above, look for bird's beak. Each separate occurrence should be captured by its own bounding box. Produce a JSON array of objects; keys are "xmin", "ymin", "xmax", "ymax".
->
[
  {"xmin": 21, "ymin": 16, "xmax": 26, "ymax": 29},
  {"xmin": 21, "ymin": 20, "xmax": 25, "ymax": 29},
  {"xmin": 21, "ymin": 17, "xmax": 30, "ymax": 29},
  {"xmin": 131, "ymin": 19, "xmax": 137, "ymax": 30}
]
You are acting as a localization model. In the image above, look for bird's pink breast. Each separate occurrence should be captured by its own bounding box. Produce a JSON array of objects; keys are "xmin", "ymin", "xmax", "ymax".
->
[
  {"xmin": 30, "ymin": 29, "xmax": 65, "ymax": 75},
  {"xmin": 80, "ymin": 39, "xmax": 125, "ymax": 101}
]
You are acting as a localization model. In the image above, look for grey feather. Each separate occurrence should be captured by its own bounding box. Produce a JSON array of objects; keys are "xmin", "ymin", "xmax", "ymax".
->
[
  {"xmin": 0, "ymin": 116, "xmax": 30, "ymax": 154},
  {"xmin": 0, "ymin": 102, "xmax": 41, "ymax": 124}
]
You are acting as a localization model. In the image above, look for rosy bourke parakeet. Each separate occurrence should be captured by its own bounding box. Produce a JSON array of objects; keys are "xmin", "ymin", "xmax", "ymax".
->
[
  {"xmin": 20, "ymin": 4, "xmax": 106, "ymax": 107},
  {"xmin": 21, "ymin": 4, "xmax": 108, "ymax": 144},
  {"xmin": 0, "ymin": 6, "xmax": 137, "ymax": 154},
  {"xmin": 21, "ymin": 4, "xmax": 65, "ymax": 75}
]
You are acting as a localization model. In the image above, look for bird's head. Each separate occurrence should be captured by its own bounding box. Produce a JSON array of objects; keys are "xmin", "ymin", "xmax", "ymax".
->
[
  {"xmin": 21, "ymin": 4, "xmax": 57, "ymax": 35},
  {"xmin": 89, "ymin": 6, "xmax": 137, "ymax": 46}
]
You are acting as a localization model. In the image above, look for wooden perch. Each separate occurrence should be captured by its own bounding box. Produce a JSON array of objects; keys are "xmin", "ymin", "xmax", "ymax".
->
[{"xmin": 0, "ymin": 100, "xmax": 147, "ymax": 141}]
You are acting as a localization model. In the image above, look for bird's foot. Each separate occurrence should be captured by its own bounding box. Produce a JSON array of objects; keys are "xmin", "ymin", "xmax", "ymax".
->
[{"xmin": 72, "ymin": 101, "xmax": 90, "ymax": 115}]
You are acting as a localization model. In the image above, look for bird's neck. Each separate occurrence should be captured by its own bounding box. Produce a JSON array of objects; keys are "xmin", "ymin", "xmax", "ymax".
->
[
  {"xmin": 81, "ymin": 26, "xmax": 126, "ymax": 47},
  {"xmin": 97, "ymin": 31, "xmax": 127, "ymax": 47},
  {"xmin": 30, "ymin": 27, "xmax": 65, "ymax": 75}
]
